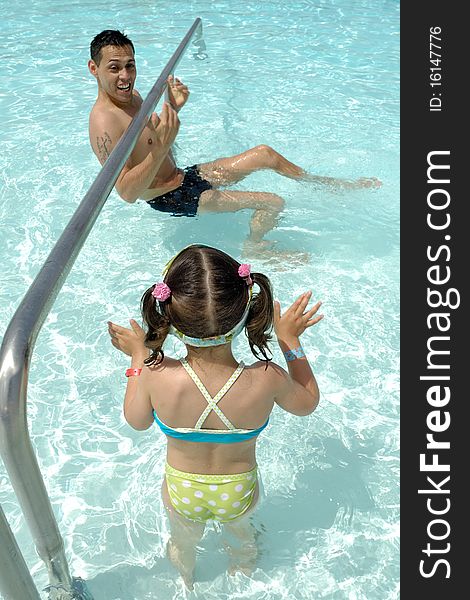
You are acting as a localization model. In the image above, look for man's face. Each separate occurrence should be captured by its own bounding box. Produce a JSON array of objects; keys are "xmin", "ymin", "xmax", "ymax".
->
[{"xmin": 88, "ymin": 45, "xmax": 136, "ymax": 104}]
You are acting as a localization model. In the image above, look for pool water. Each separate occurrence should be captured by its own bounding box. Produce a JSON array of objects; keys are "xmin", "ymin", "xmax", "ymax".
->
[{"xmin": 0, "ymin": 1, "xmax": 399, "ymax": 598}]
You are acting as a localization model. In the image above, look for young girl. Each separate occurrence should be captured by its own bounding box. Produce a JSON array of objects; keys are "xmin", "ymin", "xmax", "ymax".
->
[{"xmin": 107, "ymin": 244, "xmax": 323, "ymax": 589}]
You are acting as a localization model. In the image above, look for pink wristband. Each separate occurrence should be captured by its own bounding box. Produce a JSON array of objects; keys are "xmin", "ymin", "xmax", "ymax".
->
[{"xmin": 125, "ymin": 368, "xmax": 142, "ymax": 377}]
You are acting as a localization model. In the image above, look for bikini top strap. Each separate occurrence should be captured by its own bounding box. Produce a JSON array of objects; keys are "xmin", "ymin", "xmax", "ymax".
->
[{"xmin": 180, "ymin": 358, "xmax": 245, "ymax": 430}]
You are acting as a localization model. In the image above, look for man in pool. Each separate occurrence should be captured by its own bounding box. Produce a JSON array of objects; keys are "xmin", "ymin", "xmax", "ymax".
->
[{"xmin": 88, "ymin": 30, "xmax": 380, "ymax": 250}]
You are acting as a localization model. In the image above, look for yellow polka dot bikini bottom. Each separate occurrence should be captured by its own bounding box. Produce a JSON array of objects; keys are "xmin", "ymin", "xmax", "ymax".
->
[{"xmin": 165, "ymin": 463, "xmax": 258, "ymax": 523}]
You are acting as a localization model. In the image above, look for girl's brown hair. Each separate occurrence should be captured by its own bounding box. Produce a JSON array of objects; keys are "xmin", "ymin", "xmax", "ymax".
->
[{"xmin": 141, "ymin": 245, "xmax": 274, "ymax": 365}]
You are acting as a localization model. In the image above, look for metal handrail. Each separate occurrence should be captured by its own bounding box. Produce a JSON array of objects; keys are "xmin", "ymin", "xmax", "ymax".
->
[
  {"xmin": 0, "ymin": 17, "xmax": 202, "ymax": 599},
  {"xmin": 0, "ymin": 506, "xmax": 41, "ymax": 599}
]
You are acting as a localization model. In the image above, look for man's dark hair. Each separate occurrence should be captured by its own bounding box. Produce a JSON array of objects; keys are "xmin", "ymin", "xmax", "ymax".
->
[{"xmin": 90, "ymin": 30, "xmax": 135, "ymax": 65}]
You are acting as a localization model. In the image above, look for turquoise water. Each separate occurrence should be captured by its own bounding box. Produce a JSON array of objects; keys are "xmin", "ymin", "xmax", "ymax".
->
[{"xmin": 0, "ymin": 1, "xmax": 399, "ymax": 598}]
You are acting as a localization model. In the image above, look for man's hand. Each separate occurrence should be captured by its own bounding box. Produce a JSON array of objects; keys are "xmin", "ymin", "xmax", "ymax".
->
[
  {"xmin": 167, "ymin": 76, "xmax": 190, "ymax": 111},
  {"xmin": 150, "ymin": 102, "xmax": 180, "ymax": 150}
]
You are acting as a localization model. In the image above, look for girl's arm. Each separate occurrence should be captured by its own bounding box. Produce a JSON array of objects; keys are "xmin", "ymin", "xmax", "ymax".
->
[
  {"xmin": 272, "ymin": 292, "xmax": 323, "ymax": 416},
  {"xmin": 108, "ymin": 319, "xmax": 154, "ymax": 430}
]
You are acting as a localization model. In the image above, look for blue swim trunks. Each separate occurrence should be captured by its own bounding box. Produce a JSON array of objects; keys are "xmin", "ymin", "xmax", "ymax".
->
[{"xmin": 147, "ymin": 165, "xmax": 213, "ymax": 217}]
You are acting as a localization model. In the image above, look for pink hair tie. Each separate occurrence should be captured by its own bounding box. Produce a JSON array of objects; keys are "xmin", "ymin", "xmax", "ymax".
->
[
  {"xmin": 152, "ymin": 282, "xmax": 171, "ymax": 301},
  {"xmin": 238, "ymin": 263, "xmax": 253, "ymax": 286}
]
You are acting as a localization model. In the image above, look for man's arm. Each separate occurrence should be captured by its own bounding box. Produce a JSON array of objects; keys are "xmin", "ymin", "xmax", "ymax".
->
[{"xmin": 89, "ymin": 102, "xmax": 180, "ymax": 203}]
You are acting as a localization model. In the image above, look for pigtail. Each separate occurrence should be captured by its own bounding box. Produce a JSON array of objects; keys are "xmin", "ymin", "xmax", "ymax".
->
[
  {"xmin": 140, "ymin": 286, "xmax": 171, "ymax": 366},
  {"xmin": 245, "ymin": 272, "xmax": 274, "ymax": 364}
]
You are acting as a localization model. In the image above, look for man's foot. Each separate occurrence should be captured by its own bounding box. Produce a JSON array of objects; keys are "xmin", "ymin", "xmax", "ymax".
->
[
  {"xmin": 242, "ymin": 240, "xmax": 310, "ymax": 265},
  {"xmin": 167, "ymin": 539, "xmax": 194, "ymax": 591},
  {"xmin": 350, "ymin": 177, "xmax": 382, "ymax": 189},
  {"xmin": 300, "ymin": 172, "xmax": 382, "ymax": 190}
]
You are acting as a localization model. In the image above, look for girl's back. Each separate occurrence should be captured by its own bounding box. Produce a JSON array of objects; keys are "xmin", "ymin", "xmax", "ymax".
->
[{"xmin": 145, "ymin": 357, "xmax": 279, "ymax": 474}]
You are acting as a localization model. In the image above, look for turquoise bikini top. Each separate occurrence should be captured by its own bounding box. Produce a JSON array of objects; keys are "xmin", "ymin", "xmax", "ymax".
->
[{"xmin": 152, "ymin": 358, "xmax": 269, "ymax": 444}]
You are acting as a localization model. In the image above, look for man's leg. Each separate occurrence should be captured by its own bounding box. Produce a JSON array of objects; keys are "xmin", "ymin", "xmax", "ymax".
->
[
  {"xmin": 198, "ymin": 145, "xmax": 306, "ymax": 186},
  {"xmin": 198, "ymin": 189, "xmax": 285, "ymax": 243},
  {"xmin": 161, "ymin": 478, "xmax": 205, "ymax": 590},
  {"xmin": 198, "ymin": 144, "xmax": 382, "ymax": 189}
]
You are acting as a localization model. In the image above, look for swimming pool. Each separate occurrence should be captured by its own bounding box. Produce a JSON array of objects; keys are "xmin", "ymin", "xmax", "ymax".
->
[{"xmin": 0, "ymin": 1, "xmax": 399, "ymax": 598}]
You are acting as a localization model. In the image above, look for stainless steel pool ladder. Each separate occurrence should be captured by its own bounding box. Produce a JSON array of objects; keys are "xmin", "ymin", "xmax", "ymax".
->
[{"xmin": 0, "ymin": 18, "xmax": 203, "ymax": 600}]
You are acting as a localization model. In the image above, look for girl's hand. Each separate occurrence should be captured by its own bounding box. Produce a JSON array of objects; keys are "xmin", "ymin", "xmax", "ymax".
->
[
  {"xmin": 107, "ymin": 319, "xmax": 146, "ymax": 357},
  {"xmin": 274, "ymin": 292, "xmax": 323, "ymax": 342}
]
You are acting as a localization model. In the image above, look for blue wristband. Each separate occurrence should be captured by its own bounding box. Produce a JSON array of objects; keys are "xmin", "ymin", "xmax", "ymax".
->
[{"xmin": 283, "ymin": 346, "xmax": 305, "ymax": 362}]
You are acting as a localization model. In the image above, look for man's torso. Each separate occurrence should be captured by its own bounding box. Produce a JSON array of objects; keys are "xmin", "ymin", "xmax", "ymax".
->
[{"xmin": 89, "ymin": 92, "xmax": 184, "ymax": 200}]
